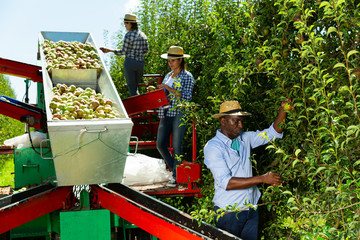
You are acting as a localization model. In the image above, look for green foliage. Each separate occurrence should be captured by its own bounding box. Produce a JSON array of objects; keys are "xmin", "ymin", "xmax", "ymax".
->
[
  {"xmin": 0, "ymin": 74, "xmax": 24, "ymax": 187},
  {"xmin": 107, "ymin": 0, "xmax": 360, "ymax": 238}
]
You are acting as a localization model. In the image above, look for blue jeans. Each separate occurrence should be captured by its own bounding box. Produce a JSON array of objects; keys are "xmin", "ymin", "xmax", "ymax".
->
[
  {"xmin": 123, "ymin": 57, "xmax": 144, "ymax": 96},
  {"xmin": 214, "ymin": 206, "xmax": 259, "ymax": 240},
  {"xmin": 156, "ymin": 112, "xmax": 186, "ymax": 179}
]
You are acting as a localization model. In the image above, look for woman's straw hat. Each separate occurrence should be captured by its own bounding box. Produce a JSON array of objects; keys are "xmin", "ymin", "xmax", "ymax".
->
[
  {"xmin": 212, "ymin": 101, "xmax": 251, "ymax": 118},
  {"xmin": 124, "ymin": 13, "xmax": 138, "ymax": 23},
  {"xmin": 161, "ymin": 46, "xmax": 190, "ymax": 59}
]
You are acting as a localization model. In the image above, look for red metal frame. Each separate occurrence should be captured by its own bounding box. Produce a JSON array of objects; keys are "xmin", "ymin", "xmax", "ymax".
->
[
  {"xmin": 177, "ymin": 162, "xmax": 201, "ymax": 183},
  {"xmin": 0, "ymin": 99, "xmax": 43, "ymax": 130},
  {"xmin": 0, "ymin": 57, "xmax": 43, "ymax": 82},
  {"xmin": 126, "ymin": 74, "xmax": 165, "ymax": 145},
  {"xmin": 0, "ymin": 57, "xmax": 45, "ymax": 129},
  {"xmin": 0, "ymin": 146, "xmax": 14, "ymax": 155},
  {"xmin": 90, "ymin": 185, "xmax": 204, "ymax": 240},
  {"xmin": 143, "ymin": 187, "xmax": 202, "ymax": 198},
  {"xmin": 140, "ymin": 74, "xmax": 163, "ymax": 87},
  {"xmin": 0, "ymin": 186, "xmax": 73, "ymax": 234},
  {"xmin": 130, "ymin": 111, "xmax": 159, "ymax": 137},
  {"xmin": 122, "ymin": 89, "xmax": 168, "ymax": 117}
]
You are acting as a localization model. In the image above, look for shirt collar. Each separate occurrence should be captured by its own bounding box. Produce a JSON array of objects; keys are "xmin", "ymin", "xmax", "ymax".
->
[
  {"xmin": 215, "ymin": 129, "xmax": 232, "ymax": 146},
  {"xmin": 215, "ymin": 129, "xmax": 243, "ymax": 146},
  {"xmin": 170, "ymin": 69, "xmax": 185, "ymax": 76}
]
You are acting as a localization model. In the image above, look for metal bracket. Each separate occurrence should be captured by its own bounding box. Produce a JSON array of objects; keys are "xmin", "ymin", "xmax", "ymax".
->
[{"xmin": 129, "ymin": 136, "xmax": 139, "ymax": 155}]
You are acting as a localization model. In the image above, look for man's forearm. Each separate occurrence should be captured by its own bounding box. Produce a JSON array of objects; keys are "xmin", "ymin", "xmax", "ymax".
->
[
  {"xmin": 273, "ymin": 107, "xmax": 286, "ymax": 133},
  {"xmin": 226, "ymin": 171, "xmax": 283, "ymax": 190},
  {"xmin": 226, "ymin": 176, "xmax": 264, "ymax": 190}
]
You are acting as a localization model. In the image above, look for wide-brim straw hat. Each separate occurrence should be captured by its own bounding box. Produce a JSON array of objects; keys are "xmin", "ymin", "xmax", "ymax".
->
[
  {"xmin": 124, "ymin": 13, "xmax": 138, "ymax": 23},
  {"xmin": 161, "ymin": 46, "xmax": 190, "ymax": 59},
  {"xmin": 212, "ymin": 101, "xmax": 252, "ymax": 118}
]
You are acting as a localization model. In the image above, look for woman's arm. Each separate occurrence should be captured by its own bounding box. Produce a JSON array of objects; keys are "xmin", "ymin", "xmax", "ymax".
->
[
  {"xmin": 158, "ymin": 72, "xmax": 182, "ymax": 97},
  {"xmin": 99, "ymin": 47, "xmax": 114, "ymax": 53},
  {"xmin": 159, "ymin": 83, "xmax": 181, "ymax": 97},
  {"xmin": 100, "ymin": 32, "xmax": 131, "ymax": 55}
]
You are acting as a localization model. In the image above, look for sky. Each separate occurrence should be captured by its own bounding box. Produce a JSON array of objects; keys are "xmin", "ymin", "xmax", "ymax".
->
[{"xmin": 0, "ymin": 0, "xmax": 139, "ymax": 103}]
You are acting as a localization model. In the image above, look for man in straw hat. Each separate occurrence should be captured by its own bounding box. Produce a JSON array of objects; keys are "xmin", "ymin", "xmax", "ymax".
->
[
  {"xmin": 204, "ymin": 100, "xmax": 291, "ymax": 239},
  {"xmin": 100, "ymin": 13, "xmax": 148, "ymax": 96}
]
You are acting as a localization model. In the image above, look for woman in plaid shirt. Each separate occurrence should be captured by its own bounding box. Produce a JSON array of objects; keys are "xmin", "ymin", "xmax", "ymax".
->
[
  {"xmin": 100, "ymin": 14, "xmax": 149, "ymax": 96},
  {"xmin": 157, "ymin": 46, "xmax": 195, "ymax": 187}
]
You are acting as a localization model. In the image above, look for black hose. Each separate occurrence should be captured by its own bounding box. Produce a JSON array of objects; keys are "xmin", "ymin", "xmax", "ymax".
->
[{"xmin": 27, "ymin": 124, "xmax": 51, "ymax": 156}]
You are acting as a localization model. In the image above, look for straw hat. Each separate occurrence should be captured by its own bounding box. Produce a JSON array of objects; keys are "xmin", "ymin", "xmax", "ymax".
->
[
  {"xmin": 161, "ymin": 46, "xmax": 190, "ymax": 59},
  {"xmin": 212, "ymin": 101, "xmax": 251, "ymax": 118},
  {"xmin": 124, "ymin": 13, "xmax": 138, "ymax": 23}
]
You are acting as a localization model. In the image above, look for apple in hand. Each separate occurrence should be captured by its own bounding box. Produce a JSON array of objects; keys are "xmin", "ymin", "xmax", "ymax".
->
[{"xmin": 284, "ymin": 103, "xmax": 292, "ymax": 111}]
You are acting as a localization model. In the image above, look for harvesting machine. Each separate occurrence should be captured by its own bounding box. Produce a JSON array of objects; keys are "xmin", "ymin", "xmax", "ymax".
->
[{"xmin": 0, "ymin": 31, "xmax": 240, "ymax": 240}]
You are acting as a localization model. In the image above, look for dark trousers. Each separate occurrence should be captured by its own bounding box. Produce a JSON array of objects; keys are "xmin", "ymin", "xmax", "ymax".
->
[
  {"xmin": 123, "ymin": 57, "xmax": 144, "ymax": 96},
  {"xmin": 214, "ymin": 206, "xmax": 259, "ymax": 240}
]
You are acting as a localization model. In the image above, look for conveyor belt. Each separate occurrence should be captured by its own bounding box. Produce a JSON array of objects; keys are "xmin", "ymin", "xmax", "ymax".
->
[
  {"xmin": 0, "ymin": 183, "xmax": 240, "ymax": 239},
  {"xmin": 0, "ymin": 183, "xmax": 55, "ymax": 209},
  {"xmin": 92, "ymin": 184, "xmax": 240, "ymax": 240},
  {"xmin": 0, "ymin": 183, "xmax": 74, "ymax": 234}
]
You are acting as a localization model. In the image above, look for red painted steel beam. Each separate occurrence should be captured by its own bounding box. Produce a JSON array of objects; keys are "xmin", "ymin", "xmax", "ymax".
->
[
  {"xmin": 0, "ymin": 99, "xmax": 43, "ymax": 130},
  {"xmin": 144, "ymin": 188, "xmax": 202, "ymax": 198},
  {"xmin": 0, "ymin": 186, "xmax": 72, "ymax": 234},
  {"xmin": 91, "ymin": 185, "xmax": 205, "ymax": 240},
  {"xmin": 0, "ymin": 57, "xmax": 43, "ymax": 82},
  {"xmin": 129, "ymin": 141, "xmax": 157, "ymax": 147},
  {"xmin": 131, "ymin": 122, "xmax": 159, "ymax": 137},
  {"xmin": 0, "ymin": 146, "xmax": 14, "ymax": 155}
]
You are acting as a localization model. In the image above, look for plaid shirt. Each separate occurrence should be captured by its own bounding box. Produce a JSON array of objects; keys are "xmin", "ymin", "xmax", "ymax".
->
[
  {"xmin": 158, "ymin": 70, "xmax": 195, "ymax": 118},
  {"xmin": 114, "ymin": 29, "xmax": 149, "ymax": 62}
]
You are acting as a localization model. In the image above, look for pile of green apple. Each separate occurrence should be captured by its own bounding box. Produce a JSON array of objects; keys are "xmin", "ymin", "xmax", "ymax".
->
[
  {"xmin": 50, "ymin": 83, "xmax": 119, "ymax": 120},
  {"xmin": 42, "ymin": 39, "xmax": 103, "ymax": 73}
]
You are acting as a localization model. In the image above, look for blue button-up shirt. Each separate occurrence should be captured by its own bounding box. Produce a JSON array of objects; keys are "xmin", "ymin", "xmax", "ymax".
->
[{"xmin": 204, "ymin": 123, "xmax": 283, "ymax": 209}]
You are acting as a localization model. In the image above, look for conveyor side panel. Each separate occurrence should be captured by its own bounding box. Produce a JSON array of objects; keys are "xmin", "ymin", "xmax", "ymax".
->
[
  {"xmin": 91, "ymin": 185, "xmax": 206, "ymax": 240},
  {"xmin": 0, "ymin": 184, "xmax": 73, "ymax": 234},
  {"xmin": 92, "ymin": 184, "xmax": 240, "ymax": 240}
]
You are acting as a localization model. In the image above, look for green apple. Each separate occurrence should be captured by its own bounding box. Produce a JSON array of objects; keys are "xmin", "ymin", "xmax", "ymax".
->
[{"xmin": 284, "ymin": 103, "xmax": 292, "ymax": 111}]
